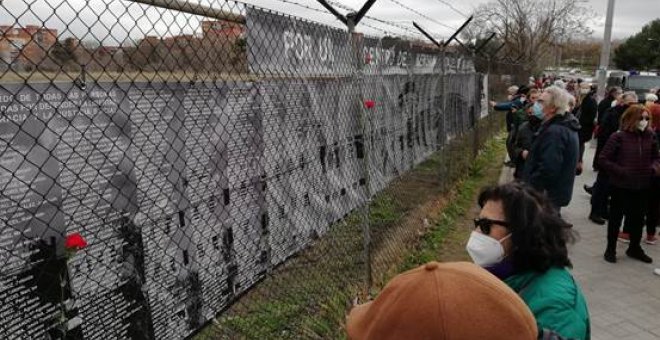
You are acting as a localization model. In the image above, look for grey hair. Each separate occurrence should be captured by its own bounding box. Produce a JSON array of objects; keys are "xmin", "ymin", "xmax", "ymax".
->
[
  {"xmin": 543, "ymin": 86, "xmax": 571, "ymax": 115},
  {"xmin": 622, "ymin": 91, "xmax": 638, "ymax": 103},
  {"xmin": 507, "ymin": 85, "xmax": 519, "ymax": 95},
  {"xmin": 645, "ymin": 93, "xmax": 658, "ymax": 102}
]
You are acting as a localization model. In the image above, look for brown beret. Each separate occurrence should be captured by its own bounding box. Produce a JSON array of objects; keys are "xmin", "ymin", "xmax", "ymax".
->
[{"xmin": 346, "ymin": 262, "xmax": 537, "ymax": 340}]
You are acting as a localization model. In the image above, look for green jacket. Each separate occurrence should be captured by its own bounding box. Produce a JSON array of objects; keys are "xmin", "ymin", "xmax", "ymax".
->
[{"xmin": 505, "ymin": 267, "xmax": 590, "ymax": 340}]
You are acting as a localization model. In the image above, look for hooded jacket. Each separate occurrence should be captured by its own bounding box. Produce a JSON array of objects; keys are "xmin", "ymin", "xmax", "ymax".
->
[
  {"xmin": 523, "ymin": 113, "xmax": 581, "ymax": 207},
  {"xmin": 598, "ymin": 129, "xmax": 659, "ymax": 190}
]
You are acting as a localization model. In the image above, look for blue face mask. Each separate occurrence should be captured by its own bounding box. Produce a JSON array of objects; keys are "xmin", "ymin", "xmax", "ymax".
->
[{"xmin": 532, "ymin": 102, "xmax": 544, "ymax": 119}]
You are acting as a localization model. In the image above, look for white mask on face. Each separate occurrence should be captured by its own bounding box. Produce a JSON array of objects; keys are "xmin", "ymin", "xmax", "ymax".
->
[
  {"xmin": 638, "ymin": 119, "xmax": 649, "ymax": 131},
  {"xmin": 466, "ymin": 231, "xmax": 511, "ymax": 267}
]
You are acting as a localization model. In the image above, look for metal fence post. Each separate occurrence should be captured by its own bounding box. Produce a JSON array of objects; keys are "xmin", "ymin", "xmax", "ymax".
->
[
  {"xmin": 473, "ymin": 72, "xmax": 480, "ymax": 158},
  {"xmin": 347, "ymin": 13, "xmax": 372, "ymax": 293}
]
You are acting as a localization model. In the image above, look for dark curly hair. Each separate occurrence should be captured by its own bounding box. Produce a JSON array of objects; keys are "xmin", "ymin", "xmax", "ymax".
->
[{"xmin": 478, "ymin": 182, "xmax": 575, "ymax": 273}]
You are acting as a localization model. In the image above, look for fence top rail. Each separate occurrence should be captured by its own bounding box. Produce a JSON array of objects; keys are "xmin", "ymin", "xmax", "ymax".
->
[{"xmin": 128, "ymin": 0, "xmax": 246, "ymax": 23}]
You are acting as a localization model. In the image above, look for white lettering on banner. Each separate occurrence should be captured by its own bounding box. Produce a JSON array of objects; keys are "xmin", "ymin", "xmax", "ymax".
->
[
  {"xmin": 283, "ymin": 30, "xmax": 336, "ymax": 63},
  {"xmin": 318, "ymin": 36, "xmax": 334, "ymax": 63}
]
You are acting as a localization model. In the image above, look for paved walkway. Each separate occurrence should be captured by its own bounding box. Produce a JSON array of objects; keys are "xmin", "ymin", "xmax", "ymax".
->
[{"xmin": 503, "ymin": 142, "xmax": 660, "ymax": 339}]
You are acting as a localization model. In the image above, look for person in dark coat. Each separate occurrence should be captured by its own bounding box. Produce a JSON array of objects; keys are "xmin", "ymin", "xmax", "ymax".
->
[
  {"xmin": 493, "ymin": 86, "xmax": 530, "ymax": 166},
  {"xmin": 523, "ymin": 86, "xmax": 581, "ymax": 212},
  {"xmin": 587, "ymin": 92, "xmax": 639, "ymax": 225},
  {"xmin": 513, "ymin": 101, "xmax": 542, "ymax": 179},
  {"xmin": 577, "ymin": 86, "xmax": 598, "ymax": 166},
  {"xmin": 599, "ymin": 105, "xmax": 660, "ymax": 263},
  {"xmin": 646, "ymin": 95, "xmax": 660, "ymax": 245},
  {"xmin": 596, "ymin": 87, "xmax": 622, "ymax": 127}
]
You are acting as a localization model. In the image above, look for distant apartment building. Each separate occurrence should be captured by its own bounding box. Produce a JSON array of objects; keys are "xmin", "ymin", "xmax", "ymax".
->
[
  {"xmin": 0, "ymin": 25, "xmax": 57, "ymax": 69},
  {"xmin": 201, "ymin": 20, "xmax": 245, "ymax": 40}
]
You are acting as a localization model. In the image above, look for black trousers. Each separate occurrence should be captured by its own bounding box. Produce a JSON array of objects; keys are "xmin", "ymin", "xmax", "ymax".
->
[
  {"xmin": 590, "ymin": 171, "xmax": 610, "ymax": 218},
  {"xmin": 606, "ymin": 186, "xmax": 649, "ymax": 253},
  {"xmin": 646, "ymin": 180, "xmax": 660, "ymax": 236}
]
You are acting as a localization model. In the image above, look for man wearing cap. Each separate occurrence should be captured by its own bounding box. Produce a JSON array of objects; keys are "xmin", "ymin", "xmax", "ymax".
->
[{"xmin": 346, "ymin": 261, "xmax": 539, "ymax": 339}]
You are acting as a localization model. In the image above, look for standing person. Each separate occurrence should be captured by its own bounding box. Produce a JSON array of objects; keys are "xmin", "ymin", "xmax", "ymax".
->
[
  {"xmin": 599, "ymin": 105, "xmax": 660, "ymax": 263},
  {"xmin": 492, "ymin": 86, "xmax": 528, "ymax": 167},
  {"xmin": 523, "ymin": 87, "xmax": 580, "ymax": 213},
  {"xmin": 597, "ymin": 87, "xmax": 622, "ymax": 127},
  {"xmin": 513, "ymin": 91, "xmax": 542, "ymax": 179},
  {"xmin": 467, "ymin": 183, "xmax": 590, "ymax": 339},
  {"xmin": 577, "ymin": 85, "xmax": 598, "ymax": 174},
  {"xmin": 587, "ymin": 92, "xmax": 638, "ymax": 225},
  {"xmin": 589, "ymin": 86, "xmax": 623, "ymax": 172},
  {"xmin": 645, "ymin": 94, "xmax": 660, "ymax": 245}
]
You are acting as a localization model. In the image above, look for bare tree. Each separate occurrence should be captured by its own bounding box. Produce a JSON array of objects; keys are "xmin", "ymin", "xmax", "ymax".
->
[{"xmin": 467, "ymin": 0, "xmax": 593, "ymax": 72}]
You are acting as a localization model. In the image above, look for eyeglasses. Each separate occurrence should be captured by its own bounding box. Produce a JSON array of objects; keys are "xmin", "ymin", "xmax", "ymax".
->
[{"xmin": 474, "ymin": 218, "xmax": 510, "ymax": 235}]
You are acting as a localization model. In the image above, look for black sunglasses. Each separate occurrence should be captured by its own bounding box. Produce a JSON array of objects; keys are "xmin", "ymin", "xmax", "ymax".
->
[
  {"xmin": 640, "ymin": 117, "xmax": 650, "ymax": 121},
  {"xmin": 474, "ymin": 218, "xmax": 510, "ymax": 235}
]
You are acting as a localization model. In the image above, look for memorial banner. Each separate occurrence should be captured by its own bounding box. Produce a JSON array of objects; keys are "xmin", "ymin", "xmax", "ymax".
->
[
  {"xmin": 246, "ymin": 8, "xmax": 474, "ymax": 76},
  {"xmin": 246, "ymin": 8, "xmax": 353, "ymax": 76}
]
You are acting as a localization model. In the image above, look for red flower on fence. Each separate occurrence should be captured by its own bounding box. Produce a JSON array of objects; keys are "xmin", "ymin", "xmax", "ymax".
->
[
  {"xmin": 65, "ymin": 233, "xmax": 87, "ymax": 250},
  {"xmin": 364, "ymin": 100, "xmax": 375, "ymax": 109}
]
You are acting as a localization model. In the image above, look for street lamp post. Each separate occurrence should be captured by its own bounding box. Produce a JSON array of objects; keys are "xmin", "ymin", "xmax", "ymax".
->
[{"xmin": 597, "ymin": 0, "xmax": 616, "ymax": 101}]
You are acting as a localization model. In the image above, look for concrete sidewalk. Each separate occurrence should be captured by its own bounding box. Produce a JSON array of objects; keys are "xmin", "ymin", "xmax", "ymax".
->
[{"xmin": 503, "ymin": 143, "xmax": 660, "ymax": 339}]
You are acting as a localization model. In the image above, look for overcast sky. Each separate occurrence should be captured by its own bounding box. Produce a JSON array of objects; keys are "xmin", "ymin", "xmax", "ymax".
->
[{"xmin": 0, "ymin": 0, "xmax": 657, "ymax": 44}]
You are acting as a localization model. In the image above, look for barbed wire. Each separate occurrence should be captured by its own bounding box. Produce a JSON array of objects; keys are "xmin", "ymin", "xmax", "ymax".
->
[
  {"xmin": 432, "ymin": 0, "xmax": 469, "ymax": 18},
  {"xmin": 240, "ymin": 0, "xmax": 346, "ymax": 26},
  {"xmin": 325, "ymin": 0, "xmax": 427, "ymax": 39},
  {"xmin": 385, "ymin": 0, "xmax": 458, "ymax": 31}
]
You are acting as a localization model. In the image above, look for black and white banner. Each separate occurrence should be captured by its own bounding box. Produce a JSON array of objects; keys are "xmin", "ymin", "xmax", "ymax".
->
[{"xmin": 246, "ymin": 8, "xmax": 474, "ymax": 76}]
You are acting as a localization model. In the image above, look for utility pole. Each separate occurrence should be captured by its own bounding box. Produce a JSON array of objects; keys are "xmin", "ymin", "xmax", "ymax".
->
[{"xmin": 597, "ymin": 0, "xmax": 616, "ymax": 101}]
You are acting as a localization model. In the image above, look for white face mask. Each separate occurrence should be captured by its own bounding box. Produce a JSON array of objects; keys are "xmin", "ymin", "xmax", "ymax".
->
[
  {"xmin": 466, "ymin": 231, "xmax": 511, "ymax": 267},
  {"xmin": 638, "ymin": 120, "xmax": 649, "ymax": 131}
]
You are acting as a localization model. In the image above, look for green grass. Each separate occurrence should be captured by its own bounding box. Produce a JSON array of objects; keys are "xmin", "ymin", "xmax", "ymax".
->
[
  {"xmin": 401, "ymin": 133, "xmax": 506, "ymax": 271},
  {"xmin": 195, "ymin": 115, "xmax": 506, "ymax": 340}
]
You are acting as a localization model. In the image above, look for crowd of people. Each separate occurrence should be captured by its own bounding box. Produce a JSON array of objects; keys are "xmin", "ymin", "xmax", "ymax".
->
[
  {"xmin": 497, "ymin": 77, "xmax": 660, "ymax": 265},
  {"xmin": 345, "ymin": 76, "xmax": 660, "ymax": 340}
]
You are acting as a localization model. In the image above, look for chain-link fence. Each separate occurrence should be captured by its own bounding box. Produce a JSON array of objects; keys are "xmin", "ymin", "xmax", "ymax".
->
[{"xmin": 0, "ymin": 0, "xmax": 506, "ymax": 338}]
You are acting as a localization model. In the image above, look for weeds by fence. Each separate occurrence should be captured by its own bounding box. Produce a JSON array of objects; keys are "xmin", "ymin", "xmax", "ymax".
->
[{"xmin": 0, "ymin": 0, "xmax": 509, "ymax": 338}]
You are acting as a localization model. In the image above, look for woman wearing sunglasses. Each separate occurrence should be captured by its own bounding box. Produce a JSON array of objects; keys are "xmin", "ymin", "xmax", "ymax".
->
[
  {"xmin": 599, "ymin": 105, "xmax": 660, "ymax": 263},
  {"xmin": 467, "ymin": 183, "xmax": 589, "ymax": 339}
]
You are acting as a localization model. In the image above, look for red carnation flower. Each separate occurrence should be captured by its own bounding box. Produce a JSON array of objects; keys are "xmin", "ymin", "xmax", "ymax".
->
[
  {"xmin": 364, "ymin": 100, "xmax": 375, "ymax": 109},
  {"xmin": 65, "ymin": 233, "xmax": 87, "ymax": 250}
]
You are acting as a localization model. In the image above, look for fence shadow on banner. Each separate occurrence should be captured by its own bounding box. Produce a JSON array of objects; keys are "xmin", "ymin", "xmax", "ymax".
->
[{"xmin": 0, "ymin": 0, "xmax": 503, "ymax": 339}]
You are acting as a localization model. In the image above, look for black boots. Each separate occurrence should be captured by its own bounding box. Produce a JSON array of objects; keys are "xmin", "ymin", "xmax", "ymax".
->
[
  {"xmin": 626, "ymin": 248, "xmax": 653, "ymax": 263},
  {"xmin": 589, "ymin": 214, "xmax": 606, "ymax": 225},
  {"xmin": 604, "ymin": 251, "xmax": 616, "ymax": 263}
]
